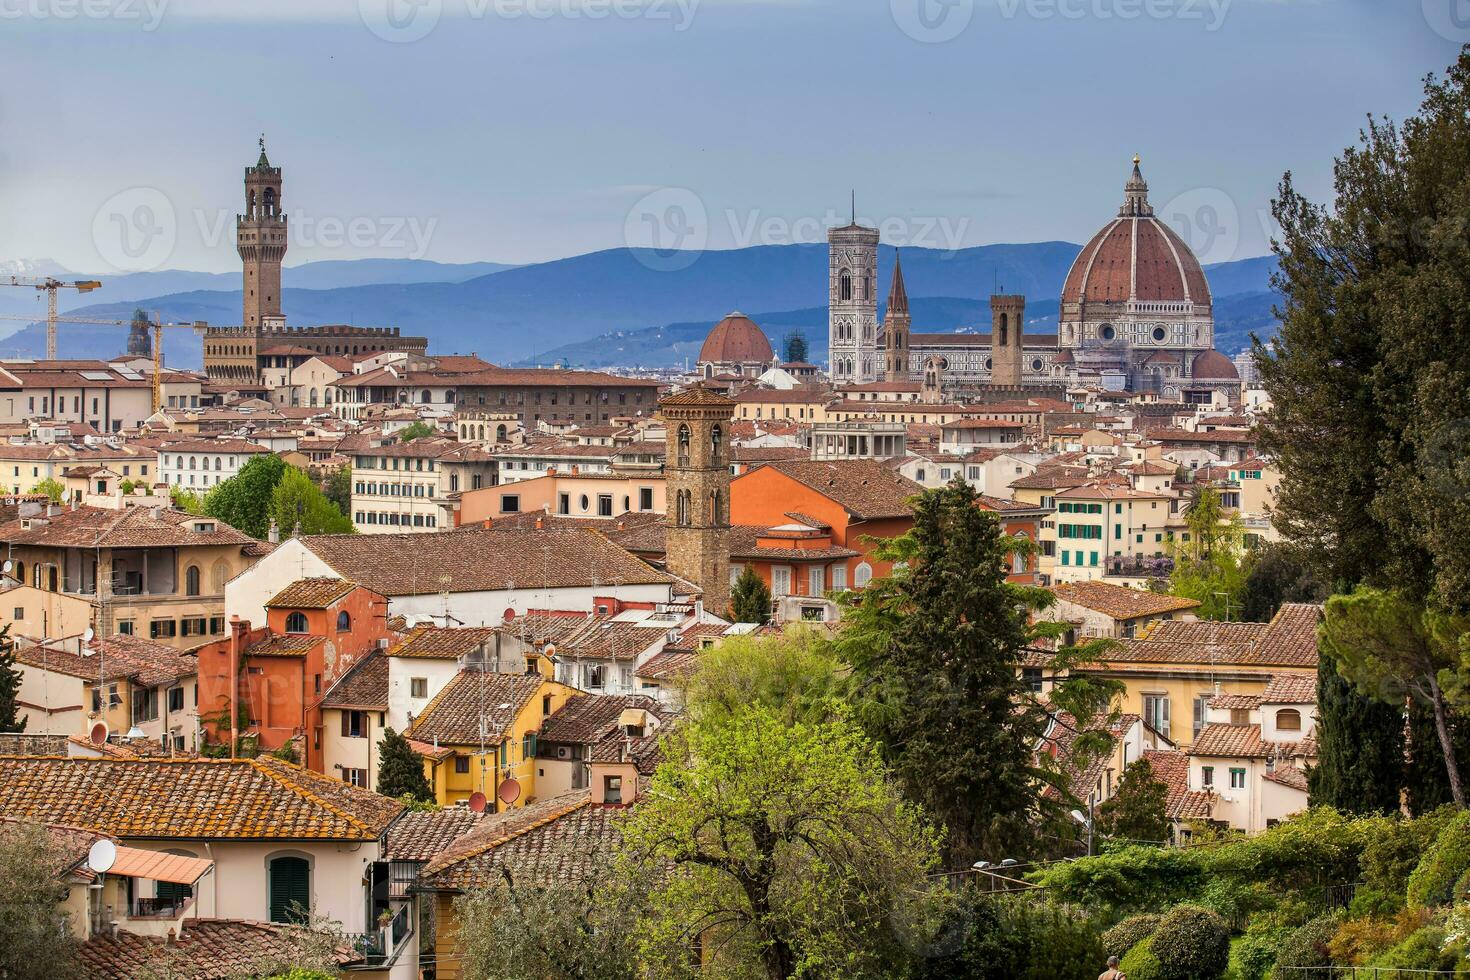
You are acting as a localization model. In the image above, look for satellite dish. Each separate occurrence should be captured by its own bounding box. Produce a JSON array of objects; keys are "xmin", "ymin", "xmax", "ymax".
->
[
  {"xmin": 86, "ymin": 839, "xmax": 116, "ymax": 875},
  {"xmin": 89, "ymin": 722, "xmax": 109, "ymax": 746},
  {"xmin": 125, "ymin": 726, "xmax": 145, "ymax": 740},
  {"xmin": 498, "ymin": 778, "xmax": 521, "ymax": 805},
  {"xmin": 83, "ymin": 627, "xmax": 95, "ymax": 644},
  {"xmin": 467, "ymin": 792, "xmax": 487, "ymax": 813},
  {"xmin": 2, "ymin": 560, "xmax": 12, "ymax": 573}
]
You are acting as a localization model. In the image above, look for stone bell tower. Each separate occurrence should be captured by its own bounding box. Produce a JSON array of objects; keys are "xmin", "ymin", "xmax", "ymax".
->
[
  {"xmin": 238, "ymin": 136, "xmax": 287, "ymax": 331},
  {"xmin": 827, "ymin": 197, "xmax": 880, "ymax": 386},
  {"xmin": 989, "ymin": 294, "xmax": 1025, "ymax": 386},
  {"xmin": 660, "ymin": 387, "xmax": 734, "ymax": 617},
  {"xmin": 882, "ymin": 252, "xmax": 911, "ymax": 383}
]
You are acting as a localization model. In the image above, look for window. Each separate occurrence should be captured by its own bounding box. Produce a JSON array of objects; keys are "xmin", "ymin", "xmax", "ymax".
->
[
  {"xmin": 771, "ymin": 566, "xmax": 791, "ymax": 597},
  {"xmin": 411, "ymin": 677, "xmax": 428, "ymax": 699},
  {"xmin": 180, "ymin": 617, "xmax": 208, "ymax": 637},
  {"xmin": 454, "ymin": 756, "xmax": 470, "ymax": 774},
  {"xmin": 340, "ymin": 710, "xmax": 366, "ymax": 738},
  {"xmin": 1276, "ymin": 708, "xmax": 1302, "ymax": 732},
  {"xmin": 1142, "ymin": 694, "xmax": 1169, "ymax": 738},
  {"xmin": 639, "ymin": 487, "xmax": 653, "ymax": 511},
  {"xmin": 585, "ymin": 663, "xmax": 605, "ymax": 689},
  {"xmin": 150, "ymin": 619, "xmax": 177, "ymax": 639},
  {"xmin": 558, "ymin": 492, "xmax": 570, "ymax": 515},
  {"xmin": 1021, "ymin": 666, "xmax": 1043, "ymax": 693},
  {"xmin": 131, "ymin": 687, "xmax": 159, "ymax": 722},
  {"xmin": 267, "ymin": 855, "xmax": 311, "ymax": 924},
  {"xmin": 853, "ymin": 563, "xmax": 872, "ymax": 588},
  {"xmin": 501, "ymin": 494, "xmax": 520, "ymax": 514},
  {"xmin": 830, "ymin": 564, "xmax": 847, "ymax": 590},
  {"xmin": 597, "ymin": 494, "xmax": 613, "ymax": 517},
  {"xmin": 604, "ymin": 774, "xmax": 623, "ymax": 804},
  {"xmin": 335, "ymin": 610, "xmax": 351, "ymax": 632},
  {"xmin": 1229, "ymin": 768, "xmax": 1247, "ymax": 790},
  {"xmin": 1193, "ymin": 694, "xmax": 1212, "ymax": 738},
  {"xmin": 342, "ymin": 768, "xmax": 368, "ymax": 788},
  {"xmin": 808, "ymin": 566, "xmax": 824, "ymax": 596},
  {"xmin": 117, "ymin": 619, "xmax": 135, "ymax": 636},
  {"xmin": 1201, "ymin": 765, "xmax": 1214, "ymax": 787},
  {"xmin": 285, "ymin": 611, "xmax": 309, "ymax": 634}
]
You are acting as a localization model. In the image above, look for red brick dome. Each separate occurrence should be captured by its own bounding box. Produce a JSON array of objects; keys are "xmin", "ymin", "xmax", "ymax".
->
[
  {"xmin": 1060, "ymin": 160, "xmax": 1212, "ymax": 308},
  {"xmin": 1190, "ymin": 350, "xmax": 1239, "ymax": 380},
  {"xmin": 699, "ymin": 312, "xmax": 773, "ymax": 365}
]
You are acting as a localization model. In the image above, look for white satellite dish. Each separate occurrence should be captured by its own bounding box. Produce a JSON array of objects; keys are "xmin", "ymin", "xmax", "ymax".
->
[
  {"xmin": 2, "ymin": 560, "xmax": 12, "ymax": 573},
  {"xmin": 83, "ymin": 627, "xmax": 95, "ymax": 644},
  {"xmin": 86, "ymin": 839, "xmax": 116, "ymax": 875}
]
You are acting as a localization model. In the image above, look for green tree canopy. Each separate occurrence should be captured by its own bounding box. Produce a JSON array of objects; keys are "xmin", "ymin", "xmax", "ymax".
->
[
  {"xmin": 269, "ymin": 466, "xmax": 354, "ymax": 536},
  {"xmin": 1308, "ymin": 651, "xmax": 1405, "ymax": 816},
  {"xmin": 397, "ymin": 420, "xmax": 435, "ymax": 442},
  {"xmin": 728, "ymin": 564, "xmax": 772, "ymax": 624},
  {"xmin": 322, "ymin": 464, "xmax": 351, "ymax": 516},
  {"xmin": 0, "ymin": 624, "xmax": 24, "ymax": 734},
  {"xmin": 375, "ymin": 727, "xmax": 432, "ymax": 803},
  {"xmin": 0, "ymin": 822, "xmax": 80, "ymax": 980},
  {"xmin": 30, "ymin": 478, "xmax": 63, "ymax": 504},
  {"xmin": 1095, "ymin": 758, "xmax": 1169, "ymax": 845},
  {"xmin": 1239, "ymin": 543, "xmax": 1329, "ymax": 623},
  {"xmin": 203, "ymin": 454, "xmax": 287, "ymax": 539}
]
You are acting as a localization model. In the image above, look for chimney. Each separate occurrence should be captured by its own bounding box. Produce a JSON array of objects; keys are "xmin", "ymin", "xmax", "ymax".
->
[
  {"xmin": 292, "ymin": 521, "xmax": 302, "ymax": 539},
  {"xmin": 267, "ymin": 519, "xmax": 280, "ymax": 544},
  {"xmin": 481, "ymin": 518, "xmax": 493, "ymax": 529},
  {"xmin": 534, "ymin": 516, "xmax": 544, "ymax": 530}
]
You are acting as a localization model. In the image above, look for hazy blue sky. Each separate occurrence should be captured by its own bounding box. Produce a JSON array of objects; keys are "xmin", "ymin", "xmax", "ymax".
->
[{"xmin": 0, "ymin": 0, "xmax": 1462, "ymax": 273}]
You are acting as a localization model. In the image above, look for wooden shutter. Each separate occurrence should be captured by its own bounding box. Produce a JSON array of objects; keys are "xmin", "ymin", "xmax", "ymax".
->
[{"xmin": 268, "ymin": 856, "xmax": 310, "ymax": 924}]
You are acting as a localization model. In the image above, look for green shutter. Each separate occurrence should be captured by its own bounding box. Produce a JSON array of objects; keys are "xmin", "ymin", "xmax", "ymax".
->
[{"xmin": 268, "ymin": 856, "xmax": 311, "ymax": 924}]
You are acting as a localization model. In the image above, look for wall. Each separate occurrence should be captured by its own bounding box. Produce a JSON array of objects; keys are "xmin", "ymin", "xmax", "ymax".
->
[{"xmin": 16, "ymin": 662, "xmax": 86, "ymax": 733}]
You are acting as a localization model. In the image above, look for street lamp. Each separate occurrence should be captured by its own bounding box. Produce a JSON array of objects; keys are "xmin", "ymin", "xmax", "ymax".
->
[{"xmin": 1071, "ymin": 799, "xmax": 1096, "ymax": 857}]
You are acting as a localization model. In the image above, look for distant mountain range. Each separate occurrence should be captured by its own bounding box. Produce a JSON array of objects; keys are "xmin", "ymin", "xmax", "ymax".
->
[{"xmin": 0, "ymin": 246, "xmax": 1280, "ymax": 369}]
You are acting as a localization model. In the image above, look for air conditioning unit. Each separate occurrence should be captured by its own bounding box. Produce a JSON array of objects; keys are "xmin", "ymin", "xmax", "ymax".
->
[{"xmin": 556, "ymin": 746, "xmax": 570, "ymax": 760}]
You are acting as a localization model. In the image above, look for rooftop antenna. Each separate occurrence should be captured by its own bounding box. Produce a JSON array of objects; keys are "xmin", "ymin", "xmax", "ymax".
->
[{"xmin": 850, "ymin": 189, "xmax": 856, "ymax": 226}]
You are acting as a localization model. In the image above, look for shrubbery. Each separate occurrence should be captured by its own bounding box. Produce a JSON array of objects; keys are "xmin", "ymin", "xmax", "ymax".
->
[
  {"xmin": 1147, "ymin": 903, "xmax": 1229, "ymax": 980},
  {"xmin": 1365, "ymin": 923, "xmax": 1463, "ymax": 970},
  {"xmin": 1270, "ymin": 915, "xmax": 1340, "ymax": 979},
  {"xmin": 1407, "ymin": 809, "xmax": 1470, "ymax": 907},
  {"xmin": 1101, "ymin": 913, "xmax": 1159, "ymax": 959},
  {"xmin": 1118, "ymin": 941, "xmax": 1165, "ymax": 980}
]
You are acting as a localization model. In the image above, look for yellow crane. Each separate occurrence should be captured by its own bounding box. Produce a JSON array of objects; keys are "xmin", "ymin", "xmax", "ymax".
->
[
  {"xmin": 0, "ymin": 311, "xmax": 207, "ymax": 414},
  {"xmin": 0, "ymin": 276, "xmax": 103, "ymax": 359}
]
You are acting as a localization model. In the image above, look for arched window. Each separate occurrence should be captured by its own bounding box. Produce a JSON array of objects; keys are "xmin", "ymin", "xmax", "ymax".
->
[
  {"xmin": 185, "ymin": 565, "xmax": 200, "ymax": 597},
  {"xmin": 853, "ymin": 562, "xmax": 873, "ymax": 588},
  {"xmin": 267, "ymin": 854, "xmax": 311, "ymax": 924},
  {"xmin": 212, "ymin": 559, "xmax": 230, "ymax": 592},
  {"xmin": 1276, "ymin": 708, "xmax": 1302, "ymax": 732},
  {"xmin": 710, "ymin": 424, "xmax": 723, "ymax": 461},
  {"xmin": 420, "ymin": 389, "xmax": 432, "ymax": 404},
  {"xmin": 708, "ymin": 489, "xmax": 720, "ymax": 524},
  {"xmin": 677, "ymin": 424, "xmax": 690, "ymax": 466},
  {"xmin": 839, "ymin": 270, "xmax": 852, "ymax": 301},
  {"xmin": 444, "ymin": 390, "xmax": 455, "ymax": 403},
  {"xmin": 676, "ymin": 490, "xmax": 690, "ymax": 527},
  {"xmin": 336, "ymin": 610, "xmax": 351, "ymax": 632},
  {"xmin": 999, "ymin": 313, "xmax": 1008, "ymax": 347},
  {"xmin": 496, "ymin": 425, "xmax": 507, "ymax": 441},
  {"xmin": 285, "ymin": 611, "xmax": 308, "ymax": 634}
]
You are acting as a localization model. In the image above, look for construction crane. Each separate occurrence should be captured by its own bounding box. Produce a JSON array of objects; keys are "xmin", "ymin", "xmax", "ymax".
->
[
  {"xmin": 0, "ymin": 311, "xmax": 207, "ymax": 413},
  {"xmin": 1, "ymin": 276, "xmax": 103, "ymax": 359}
]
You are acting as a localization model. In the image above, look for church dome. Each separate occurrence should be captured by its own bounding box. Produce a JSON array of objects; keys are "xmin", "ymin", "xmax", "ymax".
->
[
  {"xmin": 1190, "ymin": 350, "xmax": 1239, "ymax": 380},
  {"xmin": 1060, "ymin": 158, "xmax": 1212, "ymax": 308},
  {"xmin": 699, "ymin": 312, "xmax": 774, "ymax": 365}
]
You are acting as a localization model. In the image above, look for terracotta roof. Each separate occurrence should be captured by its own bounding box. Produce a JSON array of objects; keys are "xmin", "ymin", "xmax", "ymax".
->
[
  {"xmin": 1191, "ymin": 723, "xmax": 1269, "ymax": 758},
  {"xmin": 0, "ymin": 816, "xmax": 107, "ymax": 880},
  {"xmin": 77, "ymin": 918, "xmax": 363, "ymax": 979},
  {"xmin": 158, "ymin": 438, "xmax": 270, "ymax": 455},
  {"xmin": 1050, "ymin": 581, "xmax": 1201, "ymax": 621},
  {"xmin": 0, "ymin": 504, "xmax": 258, "ymax": 549},
  {"xmin": 753, "ymin": 458, "xmax": 922, "ymax": 520},
  {"xmin": 1264, "ymin": 764, "xmax": 1309, "ymax": 792},
  {"xmin": 241, "ymin": 633, "xmax": 321, "ymax": 658},
  {"xmin": 635, "ymin": 649, "xmax": 699, "ymax": 680},
  {"xmin": 14, "ymin": 635, "xmax": 194, "ymax": 687},
  {"xmin": 1262, "ymin": 673, "xmax": 1317, "ymax": 704},
  {"xmin": 540, "ymin": 694, "xmax": 665, "ymax": 745},
  {"xmin": 265, "ymin": 577, "xmax": 360, "ymax": 609},
  {"xmin": 1141, "ymin": 749, "xmax": 1214, "ymax": 821},
  {"xmin": 1252, "ymin": 603, "xmax": 1323, "ymax": 668},
  {"xmin": 0, "ymin": 756, "xmax": 403, "ymax": 841},
  {"xmin": 383, "ymin": 807, "xmax": 490, "ymax": 862},
  {"xmin": 405, "ymin": 671, "xmax": 544, "ymax": 745},
  {"xmin": 387, "ymin": 625, "xmax": 497, "ymax": 660},
  {"xmin": 1208, "ymin": 693, "xmax": 1262, "ymax": 710},
  {"xmin": 303, "ymin": 527, "xmax": 673, "ymax": 596},
  {"xmin": 417, "ymin": 791, "xmax": 622, "ymax": 892},
  {"xmin": 698, "ymin": 313, "xmax": 774, "ymax": 364},
  {"xmin": 319, "ymin": 651, "xmax": 388, "ymax": 710}
]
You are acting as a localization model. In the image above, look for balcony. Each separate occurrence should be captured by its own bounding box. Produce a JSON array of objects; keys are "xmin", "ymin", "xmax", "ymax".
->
[
  {"xmin": 344, "ymin": 903, "xmax": 412, "ymax": 970},
  {"xmin": 1103, "ymin": 556, "xmax": 1174, "ymax": 579}
]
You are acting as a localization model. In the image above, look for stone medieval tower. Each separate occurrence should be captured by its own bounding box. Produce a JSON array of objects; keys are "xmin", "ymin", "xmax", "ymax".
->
[
  {"xmin": 660, "ymin": 388, "xmax": 734, "ymax": 616},
  {"xmin": 827, "ymin": 207, "xmax": 880, "ymax": 386},
  {"xmin": 989, "ymin": 294, "xmax": 1025, "ymax": 386},
  {"xmin": 238, "ymin": 138, "xmax": 287, "ymax": 330},
  {"xmin": 882, "ymin": 252, "xmax": 911, "ymax": 383}
]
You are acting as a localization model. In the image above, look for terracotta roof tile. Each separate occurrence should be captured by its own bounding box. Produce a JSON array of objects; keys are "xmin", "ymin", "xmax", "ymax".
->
[
  {"xmin": 387, "ymin": 625, "xmax": 498, "ymax": 661},
  {"xmin": 1050, "ymin": 581, "xmax": 1201, "ymax": 621},
  {"xmin": 540, "ymin": 694, "xmax": 665, "ymax": 745},
  {"xmin": 0, "ymin": 505, "xmax": 258, "ymax": 549},
  {"xmin": 383, "ymin": 807, "xmax": 490, "ymax": 862},
  {"xmin": 265, "ymin": 577, "xmax": 359, "ymax": 609},
  {"xmin": 77, "ymin": 918, "xmax": 363, "ymax": 978},
  {"xmin": 753, "ymin": 459, "xmax": 922, "ymax": 520},
  {"xmin": 405, "ymin": 671, "xmax": 544, "ymax": 745},
  {"xmin": 1261, "ymin": 673, "xmax": 1317, "ymax": 704},
  {"xmin": 319, "ymin": 652, "xmax": 388, "ymax": 710},
  {"xmin": 1263, "ymin": 764, "xmax": 1309, "ymax": 792}
]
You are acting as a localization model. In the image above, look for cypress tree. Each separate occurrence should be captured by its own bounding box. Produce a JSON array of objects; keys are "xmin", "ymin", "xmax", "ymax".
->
[
  {"xmin": 1308, "ymin": 653, "xmax": 1403, "ymax": 814},
  {"xmin": 0, "ymin": 625, "xmax": 25, "ymax": 733},
  {"xmin": 376, "ymin": 727, "xmax": 433, "ymax": 802},
  {"xmin": 729, "ymin": 566, "xmax": 772, "ymax": 624},
  {"xmin": 1404, "ymin": 698, "xmax": 1470, "ymax": 816}
]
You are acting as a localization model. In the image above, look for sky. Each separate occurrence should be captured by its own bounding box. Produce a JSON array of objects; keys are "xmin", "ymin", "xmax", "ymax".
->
[{"xmin": 0, "ymin": 0, "xmax": 1463, "ymax": 274}]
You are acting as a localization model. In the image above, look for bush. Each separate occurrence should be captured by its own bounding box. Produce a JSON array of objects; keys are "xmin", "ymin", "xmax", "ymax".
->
[
  {"xmin": 1366, "ymin": 923, "xmax": 1462, "ymax": 970},
  {"xmin": 929, "ymin": 895, "xmax": 1106, "ymax": 980},
  {"xmin": 1408, "ymin": 809, "xmax": 1470, "ymax": 907},
  {"xmin": 1148, "ymin": 903, "xmax": 1229, "ymax": 980},
  {"xmin": 1230, "ymin": 925, "xmax": 1290, "ymax": 980},
  {"xmin": 1102, "ymin": 913, "xmax": 1160, "ymax": 960},
  {"xmin": 1029, "ymin": 845, "xmax": 1205, "ymax": 914},
  {"xmin": 1270, "ymin": 915, "xmax": 1340, "ymax": 979},
  {"xmin": 1361, "ymin": 807, "xmax": 1458, "ymax": 898},
  {"xmin": 1348, "ymin": 886, "xmax": 1404, "ymax": 918},
  {"xmin": 1328, "ymin": 908, "xmax": 1428, "ymax": 966},
  {"xmin": 1118, "ymin": 942, "xmax": 1165, "ymax": 980}
]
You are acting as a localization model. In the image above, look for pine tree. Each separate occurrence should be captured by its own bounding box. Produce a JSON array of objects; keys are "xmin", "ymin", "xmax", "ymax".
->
[
  {"xmin": 1095, "ymin": 758, "xmax": 1169, "ymax": 845},
  {"xmin": 376, "ymin": 728, "xmax": 433, "ymax": 802},
  {"xmin": 1404, "ymin": 698, "xmax": 1470, "ymax": 816},
  {"xmin": 729, "ymin": 565, "xmax": 772, "ymax": 624},
  {"xmin": 1307, "ymin": 653, "xmax": 1403, "ymax": 815},
  {"xmin": 0, "ymin": 625, "xmax": 25, "ymax": 733}
]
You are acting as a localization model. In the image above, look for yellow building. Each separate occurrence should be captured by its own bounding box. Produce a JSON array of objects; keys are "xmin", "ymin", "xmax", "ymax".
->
[
  {"xmin": 1050, "ymin": 483, "xmax": 1184, "ymax": 582},
  {"xmin": 405, "ymin": 669, "xmax": 579, "ymax": 810}
]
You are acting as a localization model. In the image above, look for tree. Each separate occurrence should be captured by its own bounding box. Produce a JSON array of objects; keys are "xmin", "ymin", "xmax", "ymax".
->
[
  {"xmin": 269, "ymin": 467, "xmax": 353, "ymax": 536},
  {"xmin": 620, "ymin": 705, "xmax": 944, "ymax": 980},
  {"xmin": 1095, "ymin": 758, "xmax": 1169, "ymax": 845},
  {"xmin": 1167, "ymin": 485, "xmax": 1250, "ymax": 621},
  {"xmin": 204, "ymin": 454, "xmax": 287, "ymax": 539},
  {"xmin": 0, "ymin": 822, "xmax": 80, "ymax": 980},
  {"xmin": 1181, "ymin": 484, "xmax": 1230, "ymax": 561},
  {"xmin": 397, "ymin": 420, "xmax": 435, "ymax": 442},
  {"xmin": 322, "ymin": 464, "xmax": 351, "ymax": 516},
  {"xmin": 376, "ymin": 727, "xmax": 432, "ymax": 803},
  {"xmin": 1308, "ymin": 652, "xmax": 1405, "ymax": 815},
  {"xmin": 782, "ymin": 330, "xmax": 809, "ymax": 364},
  {"xmin": 1404, "ymin": 696, "xmax": 1470, "ymax": 816},
  {"xmin": 1240, "ymin": 543, "xmax": 1329, "ymax": 622},
  {"xmin": 170, "ymin": 486, "xmax": 203, "ymax": 514},
  {"xmin": 30, "ymin": 478, "xmax": 63, "ymax": 504},
  {"xmin": 836, "ymin": 480, "xmax": 1118, "ymax": 865},
  {"xmin": 0, "ymin": 625, "xmax": 25, "ymax": 733},
  {"xmin": 1319, "ymin": 586, "xmax": 1469, "ymax": 806},
  {"xmin": 728, "ymin": 564, "xmax": 772, "ymax": 624}
]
